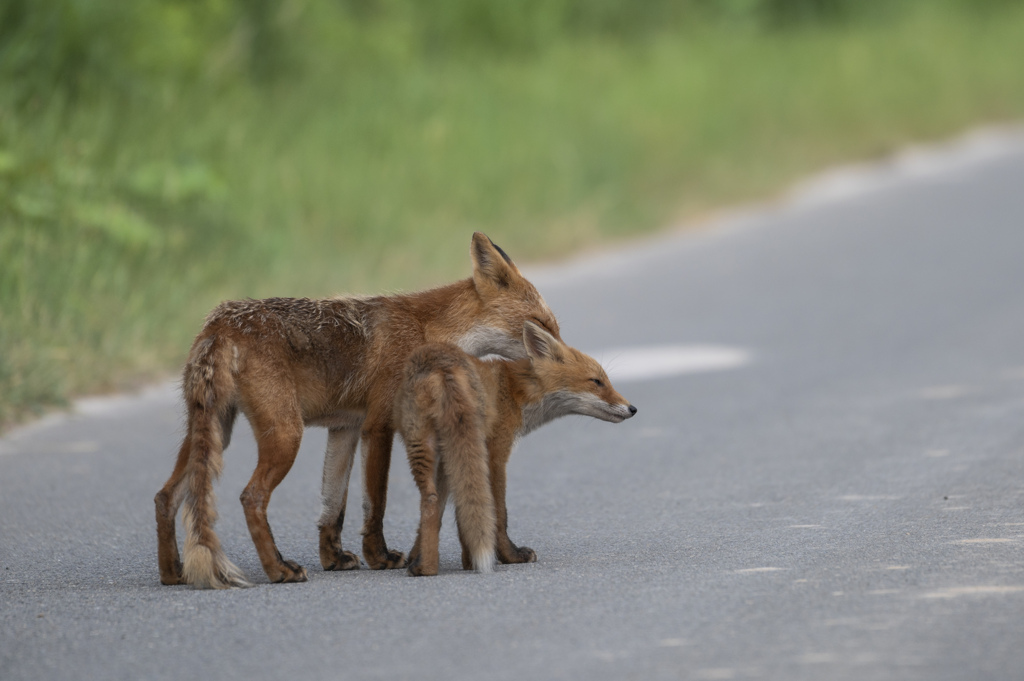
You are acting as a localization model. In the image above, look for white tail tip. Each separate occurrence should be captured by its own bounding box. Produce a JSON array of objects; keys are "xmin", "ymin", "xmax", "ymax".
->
[
  {"xmin": 473, "ymin": 549, "xmax": 496, "ymax": 574},
  {"xmin": 182, "ymin": 545, "xmax": 252, "ymax": 589}
]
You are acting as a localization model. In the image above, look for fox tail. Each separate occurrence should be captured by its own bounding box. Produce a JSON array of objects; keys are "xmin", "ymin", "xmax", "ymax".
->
[
  {"xmin": 434, "ymin": 372, "xmax": 496, "ymax": 573},
  {"xmin": 180, "ymin": 336, "xmax": 251, "ymax": 589}
]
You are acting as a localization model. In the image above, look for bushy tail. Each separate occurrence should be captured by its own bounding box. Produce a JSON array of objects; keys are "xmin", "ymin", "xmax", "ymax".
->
[
  {"xmin": 180, "ymin": 336, "xmax": 251, "ymax": 589},
  {"xmin": 433, "ymin": 372, "xmax": 496, "ymax": 574}
]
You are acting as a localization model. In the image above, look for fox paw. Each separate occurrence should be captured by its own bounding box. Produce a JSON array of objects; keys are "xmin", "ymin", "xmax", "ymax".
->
[
  {"xmin": 501, "ymin": 545, "xmax": 537, "ymax": 564},
  {"xmin": 271, "ymin": 560, "xmax": 308, "ymax": 583},
  {"xmin": 366, "ymin": 549, "xmax": 407, "ymax": 570},
  {"xmin": 382, "ymin": 550, "xmax": 408, "ymax": 570},
  {"xmin": 406, "ymin": 555, "xmax": 437, "ymax": 577},
  {"xmin": 322, "ymin": 549, "xmax": 361, "ymax": 571},
  {"xmin": 159, "ymin": 559, "xmax": 185, "ymax": 585},
  {"xmin": 363, "ymin": 533, "xmax": 409, "ymax": 570}
]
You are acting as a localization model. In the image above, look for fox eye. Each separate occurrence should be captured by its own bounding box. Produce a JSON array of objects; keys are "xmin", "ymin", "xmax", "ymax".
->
[
  {"xmin": 532, "ymin": 317, "xmax": 555, "ymax": 335},
  {"xmin": 590, "ymin": 378, "xmax": 604, "ymax": 388}
]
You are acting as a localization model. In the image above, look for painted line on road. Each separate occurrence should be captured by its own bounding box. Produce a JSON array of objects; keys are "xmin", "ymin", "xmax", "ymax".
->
[
  {"xmin": 921, "ymin": 586, "xmax": 1024, "ymax": 599},
  {"xmin": 593, "ymin": 345, "xmax": 752, "ymax": 383}
]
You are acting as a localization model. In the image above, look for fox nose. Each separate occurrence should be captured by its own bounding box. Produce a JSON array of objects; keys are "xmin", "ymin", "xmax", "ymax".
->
[{"xmin": 628, "ymin": 405, "xmax": 637, "ymax": 416}]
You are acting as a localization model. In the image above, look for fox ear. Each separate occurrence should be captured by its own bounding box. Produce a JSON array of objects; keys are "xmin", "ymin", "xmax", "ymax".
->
[
  {"xmin": 471, "ymin": 232, "xmax": 521, "ymax": 292},
  {"xmin": 523, "ymin": 321, "xmax": 563, "ymax": 362}
]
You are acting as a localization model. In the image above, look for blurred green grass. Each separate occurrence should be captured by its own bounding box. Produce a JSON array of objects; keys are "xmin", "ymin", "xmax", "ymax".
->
[{"xmin": 2, "ymin": 0, "xmax": 1024, "ymax": 425}]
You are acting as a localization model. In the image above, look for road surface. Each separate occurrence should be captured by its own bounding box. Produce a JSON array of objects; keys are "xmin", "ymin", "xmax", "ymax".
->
[{"xmin": 2, "ymin": 129, "xmax": 1024, "ymax": 680}]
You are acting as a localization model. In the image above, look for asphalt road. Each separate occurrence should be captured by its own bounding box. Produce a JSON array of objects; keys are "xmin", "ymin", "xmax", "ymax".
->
[{"xmin": 3, "ymin": 130, "xmax": 1024, "ymax": 681}]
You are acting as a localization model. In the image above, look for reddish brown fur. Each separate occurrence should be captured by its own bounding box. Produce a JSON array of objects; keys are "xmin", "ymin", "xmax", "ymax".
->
[
  {"xmin": 153, "ymin": 234, "xmax": 560, "ymax": 587},
  {"xmin": 398, "ymin": 323, "xmax": 635, "ymax": 576},
  {"xmin": 395, "ymin": 346, "xmax": 496, "ymax": 576}
]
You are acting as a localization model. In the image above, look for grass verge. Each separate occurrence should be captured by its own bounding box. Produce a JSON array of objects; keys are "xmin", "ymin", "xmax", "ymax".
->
[{"xmin": 2, "ymin": 2, "xmax": 1024, "ymax": 426}]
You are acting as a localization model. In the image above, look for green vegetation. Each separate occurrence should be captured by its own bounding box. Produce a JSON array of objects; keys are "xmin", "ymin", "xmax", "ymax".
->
[{"xmin": 2, "ymin": 0, "xmax": 1024, "ymax": 425}]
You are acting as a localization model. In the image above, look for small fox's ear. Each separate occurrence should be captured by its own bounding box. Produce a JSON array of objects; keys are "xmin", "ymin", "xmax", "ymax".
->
[
  {"xmin": 523, "ymin": 320, "xmax": 563, "ymax": 362},
  {"xmin": 471, "ymin": 232, "xmax": 521, "ymax": 292}
]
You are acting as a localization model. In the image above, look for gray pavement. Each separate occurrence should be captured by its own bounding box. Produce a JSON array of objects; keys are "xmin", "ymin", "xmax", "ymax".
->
[{"xmin": 3, "ymin": 131, "xmax": 1024, "ymax": 680}]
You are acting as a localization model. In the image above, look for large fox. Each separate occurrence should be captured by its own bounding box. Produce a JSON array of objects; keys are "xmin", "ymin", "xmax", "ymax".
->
[
  {"xmin": 154, "ymin": 233, "xmax": 562, "ymax": 588},
  {"xmin": 395, "ymin": 321, "xmax": 636, "ymax": 576}
]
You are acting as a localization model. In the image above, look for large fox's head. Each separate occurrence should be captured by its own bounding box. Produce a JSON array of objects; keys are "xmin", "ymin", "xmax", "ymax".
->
[
  {"xmin": 519, "ymin": 320, "xmax": 636, "ymax": 434},
  {"xmin": 457, "ymin": 233, "xmax": 561, "ymax": 360}
]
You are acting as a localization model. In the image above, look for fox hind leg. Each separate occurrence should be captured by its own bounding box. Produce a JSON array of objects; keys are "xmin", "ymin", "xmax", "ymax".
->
[
  {"xmin": 360, "ymin": 421, "xmax": 407, "ymax": 569},
  {"xmin": 156, "ymin": 404, "xmax": 236, "ymax": 584},
  {"xmin": 155, "ymin": 433, "xmax": 192, "ymax": 584},
  {"xmin": 318, "ymin": 425, "xmax": 362, "ymax": 571},
  {"xmin": 240, "ymin": 401, "xmax": 308, "ymax": 583},
  {"xmin": 405, "ymin": 435, "xmax": 441, "ymax": 577}
]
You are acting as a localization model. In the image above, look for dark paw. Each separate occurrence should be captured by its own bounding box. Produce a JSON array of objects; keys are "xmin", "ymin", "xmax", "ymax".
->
[
  {"xmin": 273, "ymin": 560, "xmax": 308, "ymax": 583},
  {"xmin": 159, "ymin": 559, "xmax": 185, "ymax": 585},
  {"xmin": 383, "ymin": 550, "xmax": 408, "ymax": 569},
  {"xmin": 516, "ymin": 546, "xmax": 537, "ymax": 563},
  {"xmin": 365, "ymin": 546, "xmax": 407, "ymax": 570},
  {"xmin": 500, "ymin": 545, "xmax": 537, "ymax": 564},
  {"xmin": 322, "ymin": 550, "xmax": 361, "ymax": 571},
  {"xmin": 406, "ymin": 555, "xmax": 436, "ymax": 577}
]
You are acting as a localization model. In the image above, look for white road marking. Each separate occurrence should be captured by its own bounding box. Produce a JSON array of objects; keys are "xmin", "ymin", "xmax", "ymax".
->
[
  {"xmin": 594, "ymin": 345, "xmax": 751, "ymax": 383},
  {"xmin": 999, "ymin": 367, "xmax": 1024, "ymax": 381},
  {"xmin": 951, "ymin": 538, "xmax": 1015, "ymax": 544},
  {"xmin": 839, "ymin": 495, "xmax": 900, "ymax": 501},
  {"xmin": 919, "ymin": 385, "xmax": 974, "ymax": 400},
  {"xmin": 56, "ymin": 441, "xmax": 100, "ymax": 454},
  {"xmin": 734, "ymin": 567, "xmax": 786, "ymax": 574},
  {"xmin": 922, "ymin": 586, "xmax": 1024, "ymax": 599}
]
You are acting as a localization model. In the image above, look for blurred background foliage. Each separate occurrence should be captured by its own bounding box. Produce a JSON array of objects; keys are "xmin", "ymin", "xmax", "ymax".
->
[{"xmin": 2, "ymin": 0, "xmax": 1024, "ymax": 424}]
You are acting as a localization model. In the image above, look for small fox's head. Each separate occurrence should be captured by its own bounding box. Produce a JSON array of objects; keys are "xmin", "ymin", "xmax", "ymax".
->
[
  {"xmin": 520, "ymin": 321, "xmax": 636, "ymax": 433},
  {"xmin": 458, "ymin": 233, "xmax": 561, "ymax": 360}
]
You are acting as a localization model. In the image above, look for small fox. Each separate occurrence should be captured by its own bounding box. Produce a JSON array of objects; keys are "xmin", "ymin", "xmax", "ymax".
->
[
  {"xmin": 154, "ymin": 233, "xmax": 562, "ymax": 588},
  {"xmin": 394, "ymin": 321, "xmax": 636, "ymax": 576}
]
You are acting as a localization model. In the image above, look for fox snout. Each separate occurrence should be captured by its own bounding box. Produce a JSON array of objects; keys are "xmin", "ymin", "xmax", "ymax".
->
[
  {"xmin": 607, "ymin": 402, "xmax": 637, "ymax": 422},
  {"xmin": 602, "ymin": 385, "xmax": 636, "ymax": 423},
  {"xmin": 591, "ymin": 396, "xmax": 636, "ymax": 423}
]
